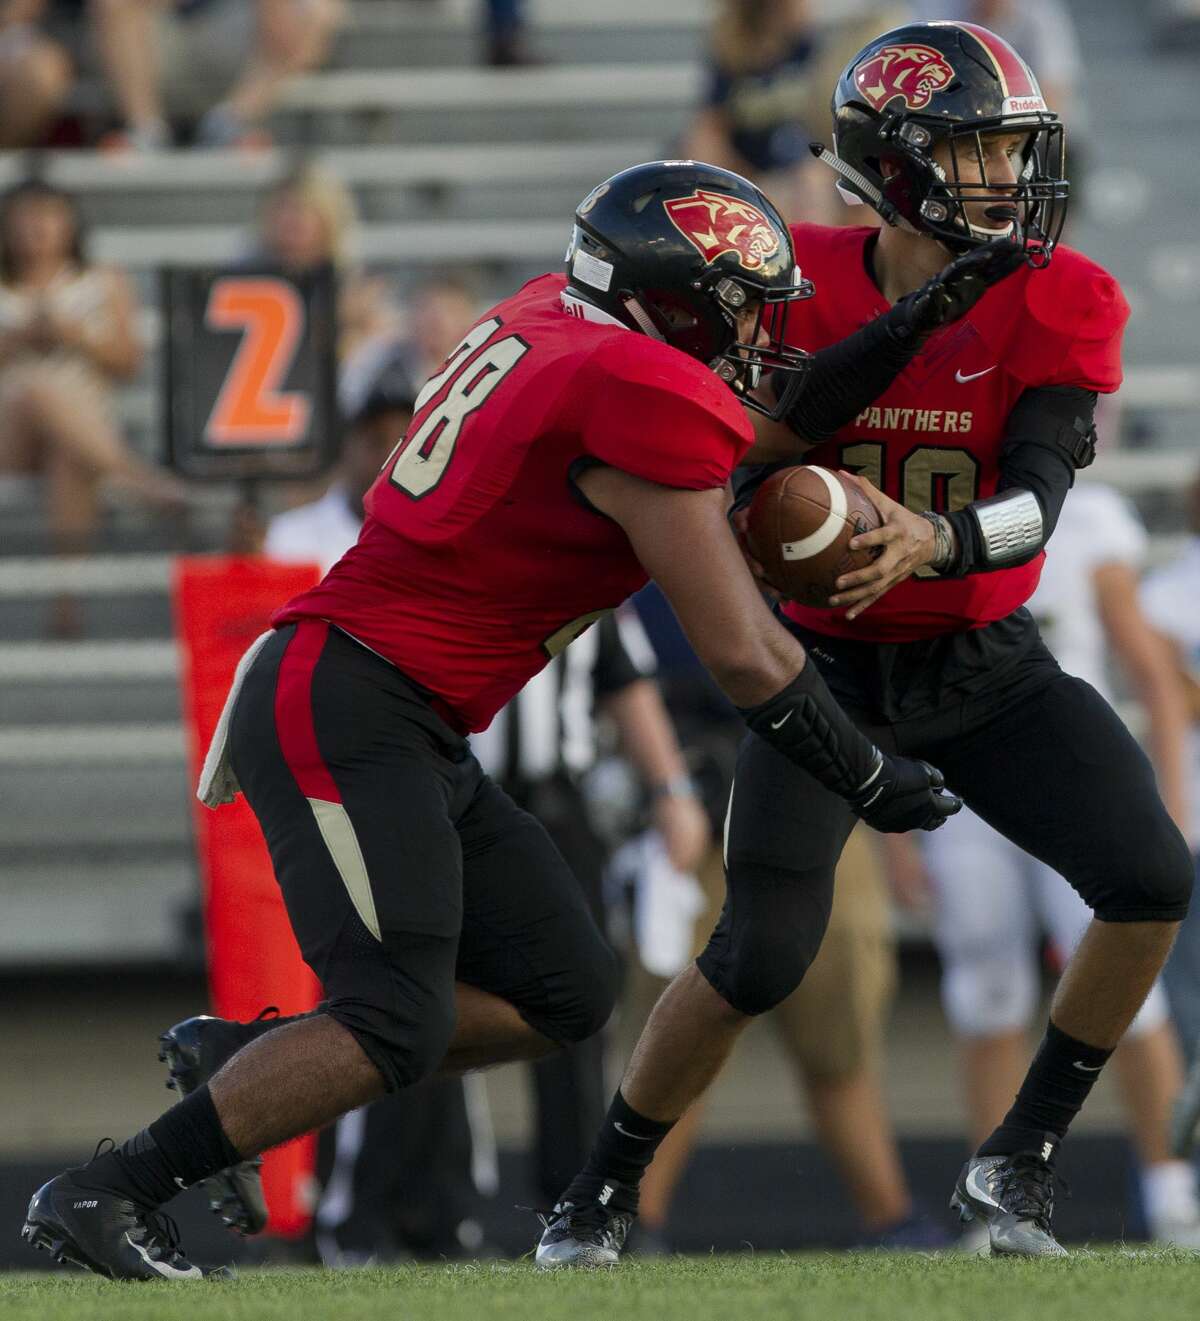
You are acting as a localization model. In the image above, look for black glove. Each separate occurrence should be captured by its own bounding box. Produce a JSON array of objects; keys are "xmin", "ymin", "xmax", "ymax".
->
[
  {"xmin": 888, "ymin": 238, "xmax": 1026, "ymax": 344},
  {"xmin": 848, "ymin": 755, "xmax": 962, "ymax": 833}
]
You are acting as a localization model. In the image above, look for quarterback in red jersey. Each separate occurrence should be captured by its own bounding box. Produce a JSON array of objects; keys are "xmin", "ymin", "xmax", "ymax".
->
[
  {"xmin": 541, "ymin": 23, "xmax": 1191, "ymax": 1266},
  {"xmin": 23, "ymin": 158, "xmax": 996, "ymax": 1280},
  {"xmin": 776, "ymin": 222, "xmax": 1127, "ymax": 641}
]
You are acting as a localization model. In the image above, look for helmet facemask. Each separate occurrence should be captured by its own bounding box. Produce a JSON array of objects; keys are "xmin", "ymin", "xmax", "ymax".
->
[
  {"xmin": 562, "ymin": 161, "xmax": 816, "ymax": 420},
  {"xmin": 879, "ymin": 111, "xmax": 1068, "ymax": 265}
]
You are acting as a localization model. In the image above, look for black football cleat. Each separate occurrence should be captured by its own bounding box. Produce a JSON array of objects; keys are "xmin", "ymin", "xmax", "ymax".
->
[
  {"xmin": 22, "ymin": 1167, "xmax": 231, "ymax": 1281},
  {"xmin": 158, "ymin": 1009, "xmax": 280, "ymax": 1235},
  {"xmin": 950, "ymin": 1138, "xmax": 1068, "ymax": 1257},
  {"xmin": 534, "ymin": 1184, "xmax": 634, "ymax": 1268}
]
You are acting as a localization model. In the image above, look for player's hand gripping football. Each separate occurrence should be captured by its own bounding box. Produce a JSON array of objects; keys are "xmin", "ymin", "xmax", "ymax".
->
[
  {"xmin": 890, "ymin": 237, "xmax": 1026, "ymax": 342},
  {"xmin": 850, "ymin": 754, "xmax": 961, "ymax": 834},
  {"xmin": 829, "ymin": 471, "xmax": 938, "ymax": 619}
]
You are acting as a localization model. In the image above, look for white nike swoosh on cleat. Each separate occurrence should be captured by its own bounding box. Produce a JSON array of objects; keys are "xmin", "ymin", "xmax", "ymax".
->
[
  {"xmin": 965, "ymin": 1167, "xmax": 1002, "ymax": 1210},
  {"xmin": 955, "ymin": 366, "xmax": 997, "ymax": 383},
  {"xmin": 125, "ymin": 1234, "xmax": 202, "ymax": 1280}
]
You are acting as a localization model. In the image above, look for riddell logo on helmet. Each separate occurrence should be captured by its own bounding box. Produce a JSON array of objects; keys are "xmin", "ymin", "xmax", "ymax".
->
[
  {"xmin": 663, "ymin": 190, "xmax": 781, "ymax": 272},
  {"xmin": 1003, "ymin": 95, "xmax": 1047, "ymax": 114},
  {"xmin": 854, "ymin": 44, "xmax": 955, "ymax": 112}
]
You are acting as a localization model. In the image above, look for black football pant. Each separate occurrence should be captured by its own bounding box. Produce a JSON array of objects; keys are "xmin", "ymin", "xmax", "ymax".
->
[
  {"xmin": 228, "ymin": 621, "xmax": 619, "ymax": 1090},
  {"xmin": 699, "ymin": 609, "xmax": 1194, "ymax": 1017}
]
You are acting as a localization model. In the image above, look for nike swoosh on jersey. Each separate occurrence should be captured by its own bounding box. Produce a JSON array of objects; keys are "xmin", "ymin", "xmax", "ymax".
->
[{"xmin": 955, "ymin": 366, "xmax": 997, "ymax": 383}]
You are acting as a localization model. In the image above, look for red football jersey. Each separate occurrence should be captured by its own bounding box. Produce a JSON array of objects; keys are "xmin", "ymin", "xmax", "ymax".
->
[
  {"xmin": 274, "ymin": 275, "xmax": 753, "ymax": 731},
  {"xmin": 778, "ymin": 223, "xmax": 1129, "ymax": 643}
]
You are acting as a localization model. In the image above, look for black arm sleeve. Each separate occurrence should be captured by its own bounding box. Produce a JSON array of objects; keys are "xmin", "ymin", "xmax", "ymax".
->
[
  {"xmin": 941, "ymin": 385, "xmax": 1098, "ymax": 576},
  {"xmin": 775, "ymin": 311, "xmax": 920, "ymax": 446}
]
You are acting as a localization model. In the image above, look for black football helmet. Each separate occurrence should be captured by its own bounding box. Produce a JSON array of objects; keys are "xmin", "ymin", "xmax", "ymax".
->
[
  {"xmin": 817, "ymin": 21, "xmax": 1068, "ymax": 264},
  {"xmin": 564, "ymin": 160, "xmax": 813, "ymax": 419}
]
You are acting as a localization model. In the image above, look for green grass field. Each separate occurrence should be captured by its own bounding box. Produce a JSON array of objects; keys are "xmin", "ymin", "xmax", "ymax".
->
[{"xmin": 3, "ymin": 1251, "xmax": 1200, "ymax": 1321}]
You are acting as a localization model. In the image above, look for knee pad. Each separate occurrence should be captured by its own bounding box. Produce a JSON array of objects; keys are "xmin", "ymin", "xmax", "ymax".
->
[
  {"xmin": 326, "ymin": 990, "xmax": 457, "ymax": 1093},
  {"xmin": 940, "ymin": 955, "xmax": 1038, "ymax": 1037},
  {"xmin": 529, "ymin": 938, "xmax": 620, "ymax": 1047},
  {"xmin": 1088, "ymin": 814, "xmax": 1193, "ymax": 923},
  {"xmin": 697, "ymin": 859, "xmax": 832, "ymax": 1016}
]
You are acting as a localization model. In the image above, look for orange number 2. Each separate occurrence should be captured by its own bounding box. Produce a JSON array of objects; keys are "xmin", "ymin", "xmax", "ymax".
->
[{"xmin": 204, "ymin": 277, "xmax": 310, "ymax": 446}]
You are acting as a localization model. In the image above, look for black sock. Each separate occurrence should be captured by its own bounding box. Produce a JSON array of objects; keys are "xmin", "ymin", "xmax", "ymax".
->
[
  {"xmin": 563, "ymin": 1090, "xmax": 675, "ymax": 1212},
  {"xmin": 77, "ymin": 1085, "xmax": 242, "ymax": 1208},
  {"xmin": 978, "ymin": 1021, "xmax": 1113, "ymax": 1158}
]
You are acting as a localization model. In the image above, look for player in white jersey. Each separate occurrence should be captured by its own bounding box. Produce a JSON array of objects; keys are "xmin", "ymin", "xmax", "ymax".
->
[
  {"xmin": 1141, "ymin": 467, "xmax": 1200, "ymax": 1071},
  {"xmin": 924, "ymin": 483, "xmax": 1200, "ymax": 1247}
]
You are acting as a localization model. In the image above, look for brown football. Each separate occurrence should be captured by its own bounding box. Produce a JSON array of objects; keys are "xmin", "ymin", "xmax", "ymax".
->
[{"xmin": 744, "ymin": 465, "xmax": 883, "ymax": 606}]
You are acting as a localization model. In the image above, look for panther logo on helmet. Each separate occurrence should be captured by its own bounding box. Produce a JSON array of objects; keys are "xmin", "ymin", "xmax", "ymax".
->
[
  {"xmin": 853, "ymin": 44, "xmax": 955, "ymax": 112},
  {"xmin": 663, "ymin": 190, "xmax": 781, "ymax": 272}
]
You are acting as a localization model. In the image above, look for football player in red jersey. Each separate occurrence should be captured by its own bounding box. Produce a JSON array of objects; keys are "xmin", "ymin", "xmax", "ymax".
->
[
  {"xmin": 23, "ymin": 157, "xmax": 1029, "ymax": 1281},
  {"xmin": 539, "ymin": 23, "xmax": 1192, "ymax": 1265}
]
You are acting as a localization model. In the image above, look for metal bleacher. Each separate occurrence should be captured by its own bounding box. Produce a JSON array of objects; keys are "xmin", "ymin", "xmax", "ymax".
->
[{"xmin": 0, "ymin": 0, "xmax": 1196, "ymax": 967}]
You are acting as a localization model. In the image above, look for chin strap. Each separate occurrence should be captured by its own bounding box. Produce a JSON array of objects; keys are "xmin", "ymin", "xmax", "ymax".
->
[
  {"xmin": 809, "ymin": 143, "xmax": 920, "ymax": 234},
  {"xmin": 619, "ymin": 294, "xmax": 666, "ymax": 341}
]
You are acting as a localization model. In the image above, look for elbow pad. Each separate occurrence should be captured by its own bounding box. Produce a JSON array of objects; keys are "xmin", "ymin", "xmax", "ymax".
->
[
  {"xmin": 737, "ymin": 662, "xmax": 882, "ymax": 800},
  {"xmin": 967, "ymin": 488, "xmax": 1045, "ymax": 566}
]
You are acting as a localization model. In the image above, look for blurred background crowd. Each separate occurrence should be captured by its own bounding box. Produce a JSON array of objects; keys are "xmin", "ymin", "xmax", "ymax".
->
[{"xmin": 2, "ymin": 0, "xmax": 1200, "ymax": 1270}]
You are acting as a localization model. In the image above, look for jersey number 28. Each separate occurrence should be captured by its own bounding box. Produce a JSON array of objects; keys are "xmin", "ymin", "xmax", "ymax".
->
[{"xmin": 387, "ymin": 317, "xmax": 529, "ymax": 499}]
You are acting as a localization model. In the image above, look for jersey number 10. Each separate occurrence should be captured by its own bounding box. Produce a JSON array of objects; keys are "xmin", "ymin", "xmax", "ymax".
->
[
  {"xmin": 387, "ymin": 316, "xmax": 530, "ymax": 499},
  {"xmin": 842, "ymin": 441, "xmax": 981, "ymax": 578}
]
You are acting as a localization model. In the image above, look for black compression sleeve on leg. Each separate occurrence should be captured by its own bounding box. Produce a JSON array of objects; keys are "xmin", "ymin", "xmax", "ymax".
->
[
  {"xmin": 562, "ymin": 1090, "xmax": 674, "ymax": 1212},
  {"xmin": 77, "ymin": 1085, "xmax": 242, "ymax": 1207},
  {"xmin": 738, "ymin": 662, "xmax": 882, "ymax": 801},
  {"xmin": 979, "ymin": 1021, "xmax": 1113, "ymax": 1155},
  {"xmin": 775, "ymin": 310, "xmax": 919, "ymax": 446}
]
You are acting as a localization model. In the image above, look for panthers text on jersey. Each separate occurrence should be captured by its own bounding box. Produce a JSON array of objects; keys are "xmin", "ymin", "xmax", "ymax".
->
[
  {"xmin": 778, "ymin": 222, "xmax": 1130, "ymax": 643},
  {"xmin": 273, "ymin": 275, "xmax": 753, "ymax": 732}
]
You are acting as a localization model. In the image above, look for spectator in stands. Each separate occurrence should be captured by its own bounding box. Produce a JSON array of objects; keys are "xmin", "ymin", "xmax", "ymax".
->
[
  {"xmin": 85, "ymin": 0, "xmax": 344, "ymax": 150},
  {"xmin": 390, "ymin": 277, "xmax": 478, "ymax": 401},
  {"xmin": 252, "ymin": 163, "xmax": 400, "ymax": 367},
  {"xmin": 0, "ymin": 2, "xmax": 71, "ymax": 148},
  {"xmin": 0, "ymin": 179, "xmax": 184, "ymax": 618},
  {"xmin": 683, "ymin": 2, "xmax": 906, "ymax": 224},
  {"xmin": 1142, "ymin": 467, "xmax": 1200, "ymax": 1066},
  {"xmin": 485, "ymin": 0, "xmax": 535, "ymax": 67},
  {"xmin": 263, "ymin": 361, "xmax": 413, "ymax": 573},
  {"xmin": 683, "ymin": 1, "xmax": 826, "ymax": 224}
]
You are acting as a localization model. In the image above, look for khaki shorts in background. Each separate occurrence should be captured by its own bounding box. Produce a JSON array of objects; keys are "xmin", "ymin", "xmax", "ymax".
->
[
  {"xmin": 618, "ymin": 825, "xmax": 896, "ymax": 1083},
  {"xmin": 769, "ymin": 824, "xmax": 897, "ymax": 1081}
]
